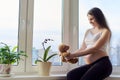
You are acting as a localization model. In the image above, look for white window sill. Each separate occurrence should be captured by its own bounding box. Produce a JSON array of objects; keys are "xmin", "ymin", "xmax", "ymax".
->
[
  {"xmin": 105, "ymin": 75, "xmax": 120, "ymax": 80},
  {"xmin": 1, "ymin": 74, "xmax": 120, "ymax": 80},
  {"xmin": 0, "ymin": 74, "xmax": 66, "ymax": 80}
]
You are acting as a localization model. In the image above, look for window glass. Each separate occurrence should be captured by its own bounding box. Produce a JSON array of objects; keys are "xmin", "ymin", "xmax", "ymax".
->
[
  {"xmin": 33, "ymin": 0, "xmax": 62, "ymax": 65},
  {"xmin": 0, "ymin": 0, "xmax": 19, "ymax": 49},
  {"xmin": 79, "ymin": 0, "xmax": 120, "ymax": 66}
]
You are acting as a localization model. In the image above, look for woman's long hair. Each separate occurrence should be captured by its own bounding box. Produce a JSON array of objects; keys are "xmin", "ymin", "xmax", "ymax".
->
[
  {"xmin": 87, "ymin": 7, "xmax": 111, "ymax": 32},
  {"xmin": 88, "ymin": 7, "xmax": 111, "ymax": 38}
]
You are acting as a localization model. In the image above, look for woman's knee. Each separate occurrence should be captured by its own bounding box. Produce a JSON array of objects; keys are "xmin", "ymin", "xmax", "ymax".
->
[
  {"xmin": 67, "ymin": 70, "xmax": 74, "ymax": 80},
  {"xmin": 67, "ymin": 69, "xmax": 80, "ymax": 80},
  {"xmin": 67, "ymin": 68, "xmax": 82, "ymax": 80},
  {"xmin": 67, "ymin": 65, "xmax": 90, "ymax": 80}
]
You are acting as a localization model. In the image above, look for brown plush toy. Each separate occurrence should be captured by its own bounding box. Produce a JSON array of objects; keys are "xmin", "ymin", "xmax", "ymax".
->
[{"xmin": 58, "ymin": 43, "xmax": 78, "ymax": 64}]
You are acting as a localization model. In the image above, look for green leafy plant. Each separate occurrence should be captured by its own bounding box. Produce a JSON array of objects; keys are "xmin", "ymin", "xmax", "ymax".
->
[
  {"xmin": 35, "ymin": 39, "xmax": 58, "ymax": 63},
  {"xmin": 0, "ymin": 42, "xmax": 27, "ymax": 64}
]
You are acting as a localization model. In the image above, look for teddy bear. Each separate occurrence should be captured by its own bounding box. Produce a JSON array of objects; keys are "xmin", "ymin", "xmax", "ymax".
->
[{"xmin": 58, "ymin": 43, "xmax": 78, "ymax": 64}]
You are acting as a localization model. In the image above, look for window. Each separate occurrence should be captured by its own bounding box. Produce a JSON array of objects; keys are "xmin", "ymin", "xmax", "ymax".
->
[
  {"xmin": 79, "ymin": 0, "xmax": 120, "ymax": 74},
  {"xmin": 0, "ymin": 0, "xmax": 24, "ymax": 72},
  {"xmin": 0, "ymin": 0, "xmax": 78, "ymax": 74},
  {"xmin": 32, "ymin": 0, "xmax": 62, "ymax": 66},
  {"xmin": 1, "ymin": 0, "xmax": 69, "ymax": 74},
  {"xmin": 24, "ymin": 0, "xmax": 69, "ymax": 73},
  {"xmin": 0, "ymin": 0, "xmax": 19, "ymax": 50}
]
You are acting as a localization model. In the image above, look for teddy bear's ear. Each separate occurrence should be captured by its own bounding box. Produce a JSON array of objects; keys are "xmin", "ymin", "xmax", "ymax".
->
[{"xmin": 58, "ymin": 43, "xmax": 69, "ymax": 52}]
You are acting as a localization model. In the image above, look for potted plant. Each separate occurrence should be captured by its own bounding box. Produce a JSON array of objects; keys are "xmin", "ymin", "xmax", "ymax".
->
[
  {"xmin": 0, "ymin": 42, "xmax": 27, "ymax": 77},
  {"xmin": 35, "ymin": 39, "xmax": 58, "ymax": 76}
]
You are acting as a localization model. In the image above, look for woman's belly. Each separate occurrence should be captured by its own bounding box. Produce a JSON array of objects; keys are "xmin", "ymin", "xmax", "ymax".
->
[{"xmin": 84, "ymin": 51, "xmax": 108, "ymax": 64}]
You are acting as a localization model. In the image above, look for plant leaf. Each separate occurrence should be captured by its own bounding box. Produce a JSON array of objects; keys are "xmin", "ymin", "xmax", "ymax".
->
[
  {"xmin": 43, "ymin": 46, "xmax": 51, "ymax": 62},
  {"xmin": 35, "ymin": 59, "xmax": 42, "ymax": 64},
  {"xmin": 46, "ymin": 53, "xmax": 58, "ymax": 62},
  {"xmin": 12, "ymin": 46, "xmax": 18, "ymax": 52}
]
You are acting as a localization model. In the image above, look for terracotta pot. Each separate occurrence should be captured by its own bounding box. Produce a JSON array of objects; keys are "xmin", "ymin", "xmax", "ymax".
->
[
  {"xmin": 0, "ymin": 64, "xmax": 11, "ymax": 77},
  {"xmin": 37, "ymin": 62, "xmax": 51, "ymax": 76}
]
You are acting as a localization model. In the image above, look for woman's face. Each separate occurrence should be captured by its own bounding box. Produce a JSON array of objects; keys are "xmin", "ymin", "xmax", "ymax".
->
[{"xmin": 87, "ymin": 14, "xmax": 98, "ymax": 28}]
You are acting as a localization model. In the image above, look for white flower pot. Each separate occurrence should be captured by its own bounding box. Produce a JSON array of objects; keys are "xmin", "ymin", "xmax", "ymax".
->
[
  {"xmin": 0, "ymin": 64, "xmax": 11, "ymax": 77},
  {"xmin": 37, "ymin": 62, "xmax": 51, "ymax": 76}
]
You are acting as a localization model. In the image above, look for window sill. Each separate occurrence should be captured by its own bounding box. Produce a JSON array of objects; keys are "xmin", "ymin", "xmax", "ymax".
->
[
  {"xmin": 0, "ymin": 74, "xmax": 66, "ymax": 80},
  {"xmin": 0, "ymin": 74, "xmax": 120, "ymax": 80},
  {"xmin": 105, "ymin": 75, "xmax": 120, "ymax": 80}
]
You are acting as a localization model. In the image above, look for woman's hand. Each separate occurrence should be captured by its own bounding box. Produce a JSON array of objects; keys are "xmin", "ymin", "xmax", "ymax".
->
[{"xmin": 65, "ymin": 53, "xmax": 75, "ymax": 60}]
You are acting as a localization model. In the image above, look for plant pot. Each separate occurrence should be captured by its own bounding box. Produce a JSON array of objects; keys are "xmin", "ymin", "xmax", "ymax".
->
[
  {"xmin": 37, "ymin": 62, "xmax": 51, "ymax": 76},
  {"xmin": 0, "ymin": 64, "xmax": 11, "ymax": 77}
]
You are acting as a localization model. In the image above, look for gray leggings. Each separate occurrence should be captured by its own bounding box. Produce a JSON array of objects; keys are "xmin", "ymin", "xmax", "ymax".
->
[{"xmin": 67, "ymin": 56, "xmax": 112, "ymax": 80}]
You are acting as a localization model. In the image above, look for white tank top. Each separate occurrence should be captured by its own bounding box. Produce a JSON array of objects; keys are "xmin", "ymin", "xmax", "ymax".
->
[{"xmin": 85, "ymin": 29, "xmax": 107, "ymax": 52}]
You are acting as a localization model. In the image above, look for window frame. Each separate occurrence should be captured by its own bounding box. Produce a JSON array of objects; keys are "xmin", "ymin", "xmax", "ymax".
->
[
  {"xmin": 11, "ymin": 0, "xmax": 27, "ymax": 73},
  {"xmin": 24, "ymin": 0, "xmax": 71, "ymax": 74}
]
